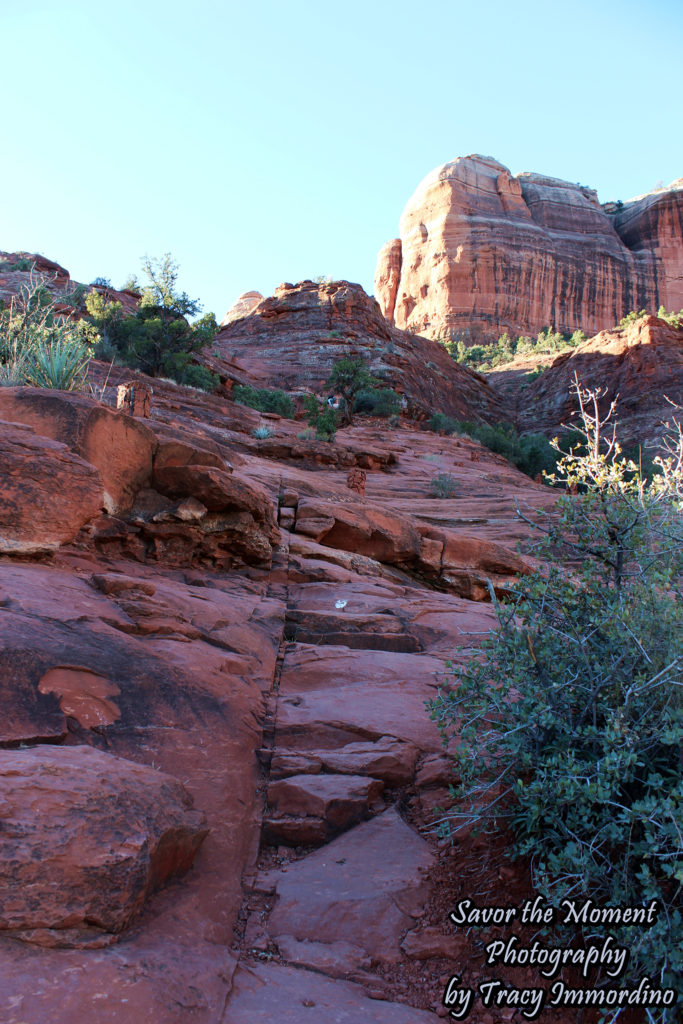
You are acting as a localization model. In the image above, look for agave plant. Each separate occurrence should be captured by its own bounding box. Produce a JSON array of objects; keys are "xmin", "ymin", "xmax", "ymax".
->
[
  {"xmin": 1, "ymin": 273, "xmax": 93, "ymax": 390},
  {"xmin": 24, "ymin": 338, "xmax": 91, "ymax": 391}
]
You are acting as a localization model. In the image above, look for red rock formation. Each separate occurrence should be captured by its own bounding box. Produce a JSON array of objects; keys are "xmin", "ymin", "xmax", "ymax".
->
[
  {"xmin": 517, "ymin": 315, "xmax": 683, "ymax": 447},
  {"xmin": 0, "ymin": 343, "xmax": 569, "ymax": 1019},
  {"xmin": 0, "ymin": 421, "xmax": 103, "ymax": 553},
  {"xmin": 209, "ymin": 278, "xmax": 505, "ymax": 423},
  {"xmin": 375, "ymin": 155, "xmax": 683, "ymax": 342},
  {"xmin": 220, "ymin": 290, "xmax": 263, "ymax": 327},
  {"xmin": 0, "ymin": 745, "xmax": 207, "ymax": 946},
  {"xmin": 0, "ymin": 250, "xmax": 139, "ymax": 317}
]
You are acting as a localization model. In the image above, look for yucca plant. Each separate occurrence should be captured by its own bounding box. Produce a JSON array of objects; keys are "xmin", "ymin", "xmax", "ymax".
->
[
  {"xmin": 0, "ymin": 273, "xmax": 93, "ymax": 390},
  {"xmin": 24, "ymin": 338, "xmax": 91, "ymax": 390}
]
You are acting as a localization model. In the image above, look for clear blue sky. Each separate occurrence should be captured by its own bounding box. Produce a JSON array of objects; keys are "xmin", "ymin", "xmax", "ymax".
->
[{"xmin": 3, "ymin": 0, "xmax": 682, "ymax": 321}]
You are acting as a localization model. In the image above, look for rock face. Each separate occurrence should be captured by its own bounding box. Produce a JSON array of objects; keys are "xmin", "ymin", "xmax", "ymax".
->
[
  {"xmin": 0, "ymin": 307, "xmax": 568, "ymax": 1020},
  {"xmin": 517, "ymin": 314, "xmax": 683, "ymax": 447},
  {"xmin": 208, "ymin": 278, "xmax": 505, "ymax": 423},
  {"xmin": 0, "ymin": 745, "xmax": 207, "ymax": 946},
  {"xmin": 375, "ymin": 154, "xmax": 683, "ymax": 342},
  {"xmin": 0, "ymin": 421, "xmax": 103, "ymax": 553}
]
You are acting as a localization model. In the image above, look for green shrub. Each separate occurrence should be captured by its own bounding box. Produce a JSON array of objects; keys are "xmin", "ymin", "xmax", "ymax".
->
[
  {"xmin": 180, "ymin": 363, "xmax": 219, "ymax": 392},
  {"xmin": 304, "ymin": 394, "xmax": 337, "ymax": 441},
  {"xmin": 427, "ymin": 413, "xmax": 584, "ymax": 480},
  {"xmin": 353, "ymin": 387, "xmax": 402, "ymax": 418},
  {"xmin": 430, "ymin": 473, "xmax": 459, "ymax": 498},
  {"xmin": 444, "ymin": 326, "xmax": 587, "ymax": 371},
  {"xmin": 657, "ymin": 306, "xmax": 683, "ymax": 328},
  {"xmin": 24, "ymin": 338, "xmax": 91, "ymax": 390},
  {"xmin": 253, "ymin": 425, "xmax": 274, "ymax": 439},
  {"xmin": 327, "ymin": 356, "xmax": 380, "ymax": 425},
  {"xmin": 232, "ymin": 384, "xmax": 294, "ymax": 418},
  {"xmin": 0, "ymin": 257, "xmax": 34, "ymax": 273},
  {"xmin": 619, "ymin": 309, "xmax": 648, "ymax": 327},
  {"xmin": 429, "ymin": 385, "xmax": 683, "ymax": 1013},
  {"xmin": 84, "ymin": 254, "xmax": 219, "ymax": 385}
]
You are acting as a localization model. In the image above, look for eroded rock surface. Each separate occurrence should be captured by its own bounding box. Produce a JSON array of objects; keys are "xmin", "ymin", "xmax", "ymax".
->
[
  {"xmin": 0, "ymin": 351, "xmax": 567, "ymax": 1021},
  {"xmin": 0, "ymin": 745, "xmax": 207, "ymax": 946}
]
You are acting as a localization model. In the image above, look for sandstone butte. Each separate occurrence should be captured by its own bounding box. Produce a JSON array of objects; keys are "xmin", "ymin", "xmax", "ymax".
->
[
  {"xmin": 0, "ymin": 263, "xmax": 679, "ymax": 1023},
  {"xmin": 375, "ymin": 154, "xmax": 683, "ymax": 342}
]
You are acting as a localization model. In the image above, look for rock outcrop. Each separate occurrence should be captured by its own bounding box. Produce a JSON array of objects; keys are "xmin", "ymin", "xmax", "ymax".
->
[
  {"xmin": 375, "ymin": 154, "xmax": 683, "ymax": 342},
  {"xmin": 220, "ymin": 290, "xmax": 263, "ymax": 327},
  {"xmin": 208, "ymin": 278, "xmax": 505, "ymax": 423},
  {"xmin": 517, "ymin": 314, "xmax": 683, "ymax": 447},
  {"xmin": 0, "ymin": 250, "xmax": 139, "ymax": 317},
  {"xmin": 0, "ymin": 745, "xmax": 207, "ymax": 947}
]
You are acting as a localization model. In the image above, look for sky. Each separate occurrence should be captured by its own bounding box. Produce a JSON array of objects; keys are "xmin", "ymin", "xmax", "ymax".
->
[{"xmin": 2, "ymin": 0, "xmax": 682, "ymax": 321}]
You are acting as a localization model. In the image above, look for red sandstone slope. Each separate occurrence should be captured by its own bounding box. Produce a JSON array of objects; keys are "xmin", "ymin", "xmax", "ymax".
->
[
  {"xmin": 209, "ymin": 278, "xmax": 505, "ymax": 423},
  {"xmin": 515, "ymin": 315, "xmax": 683, "ymax": 447},
  {"xmin": 375, "ymin": 155, "xmax": 683, "ymax": 342},
  {"xmin": 0, "ymin": 354, "xmax": 580, "ymax": 1022}
]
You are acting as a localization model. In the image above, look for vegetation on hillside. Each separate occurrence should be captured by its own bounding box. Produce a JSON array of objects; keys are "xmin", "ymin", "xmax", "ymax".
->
[
  {"xmin": 443, "ymin": 327, "xmax": 587, "ymax": 372},
  {"xmin": 428, "ymin": 413, "xmax": 584, "ymax": 480},
  {"xmin": 232, "ymin": 384, "xmax": 295, "ymax": 418},
  {"xmin": 429, "ymin": 384, "xmax": 683, "ymax": 1017},
  {"xmin": 84, "ymin": 254, "xmax": 219, "ymax": 391},
  {"xmin": 0, "ymin": 276, "xmax": 92, "ymax": 390}
]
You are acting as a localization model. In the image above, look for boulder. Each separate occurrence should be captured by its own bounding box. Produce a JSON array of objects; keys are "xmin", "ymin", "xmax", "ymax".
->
[
  {"xmin": 0, "ymin": 388, "xmax": 156, "ymax": 513},
  {"xmin": 0, "ymin": 420, "xmax": 103, "ymax": 553},
  {"xmin": 267, "ymin": 807, "xmax": 434, "ymax": 963},
  {"xmin": 0, "ymin": 745, "xmax": 208, "ymax": 946}
]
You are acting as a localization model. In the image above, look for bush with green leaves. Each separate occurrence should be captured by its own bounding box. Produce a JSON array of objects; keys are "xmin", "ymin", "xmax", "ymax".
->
[
  {"xmin": 0, "ymin": 257, "xmax": 34, "ymax": 273},
  {"xmin": 429, "ymin": 385, "xmax": 683, "ymax": 1014},
  {"xmin": 657, "ymin": 306, "xmax": 683, "ymax": 328},
  {"xmin": 232, "ymin": 384, "xmax": 295, "ymax": 418},
  {"xmin": 84, "ymin": 254, "xmax": 219, "ymax": 389},
  {"xmin": 304, "ymin": 394, "xmax": 337, "ymax": 441},
  {"xmin": 619, "ymin": 309, "xmax": 648, "ymax": 327},
  {"xmin": 327, "ymin": 356, "xmax": 380, "ymax": 425},
  {"xmin": 353, "ymin": 386, "xmax": 402, "ymax": 418},
  {"xmin": 0, "ymin": 276, "xmax": 92, "ymax": 390},
  {"xmin": 444, "ymin": 326, "xmax": 587, "ymax": 371}
]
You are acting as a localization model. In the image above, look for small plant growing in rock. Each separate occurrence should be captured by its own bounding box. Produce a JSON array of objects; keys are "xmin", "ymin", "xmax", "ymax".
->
[
  {"xmin": 429, "ymin": 473, "xmax": 459, "ymax": 498},
  {"xmin": 304, "ymin": 394, "xmax": 337, "ymax": 441},
  {"xmin": 253, "ymin": 425, "xmax": 273, "ymax": 440}
]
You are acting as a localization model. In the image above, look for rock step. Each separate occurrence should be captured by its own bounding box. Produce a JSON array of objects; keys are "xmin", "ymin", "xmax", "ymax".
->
[
  {"xmin": 268, "ymin": 737, "xmax": 419, "ymax": 786},
  {"xmin": 263, "ymin": 773, "xmax": 384, "ymax": 846}
]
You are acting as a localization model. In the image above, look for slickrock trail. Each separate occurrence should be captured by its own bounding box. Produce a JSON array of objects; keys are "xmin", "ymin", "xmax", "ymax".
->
[{"xmin": 0, "ymin": 371, "xmax": 574, "ymax": 1022}]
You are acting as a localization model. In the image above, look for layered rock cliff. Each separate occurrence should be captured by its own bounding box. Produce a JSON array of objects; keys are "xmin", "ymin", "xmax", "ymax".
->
[{"xmin": 375, "ymin": 155, "xmax": 683, "ymax": 342}]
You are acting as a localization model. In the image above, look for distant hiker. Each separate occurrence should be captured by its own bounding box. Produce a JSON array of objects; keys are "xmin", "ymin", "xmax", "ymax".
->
[{"xmin": 327, "ymin": 394, "xmax": 341, "ymax": 410}]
